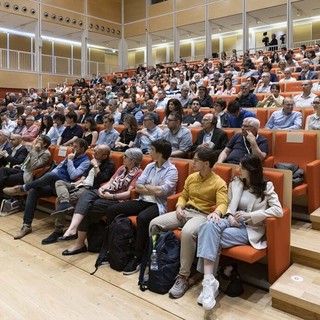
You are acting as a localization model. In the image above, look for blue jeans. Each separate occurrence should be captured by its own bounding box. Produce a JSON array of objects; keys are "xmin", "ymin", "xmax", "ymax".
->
[{"xmin": 25, "ymin": 172, "xmax": 61, "ymax": 191}]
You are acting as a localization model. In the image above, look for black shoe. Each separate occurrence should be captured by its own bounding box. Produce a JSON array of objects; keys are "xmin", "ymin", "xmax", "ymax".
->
[
  {"xmin": 123, "ymin": 257, "xmax": 141, "ymax": 275},
  {"xmin": 51, "ymin": 202, "xmax": 74, "ymax": 216},
  {"xmin": 58, "ymin": 233, "xmax": 78, "ymax": 241},
  {"xmin": 41, "ymin": 231, "xmax": 64, "ymax": 245},
  {"xmin": 62, "ymin": 245, "xmax": 87, "ymax": 256}
]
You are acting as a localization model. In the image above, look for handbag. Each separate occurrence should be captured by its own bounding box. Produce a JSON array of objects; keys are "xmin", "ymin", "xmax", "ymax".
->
[{"xmin": 217, "ymin": 263, "xmax": 244, "ymax": 297}]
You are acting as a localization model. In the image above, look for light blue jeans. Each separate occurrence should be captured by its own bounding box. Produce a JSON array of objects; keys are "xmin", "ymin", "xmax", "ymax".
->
[{"xmin": 196, "ymin": 219, "xmax": 249, "ymax": 273}]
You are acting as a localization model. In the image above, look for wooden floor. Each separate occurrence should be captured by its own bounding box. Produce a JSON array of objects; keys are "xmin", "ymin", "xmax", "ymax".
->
[{"xmin": 0, "ymin": 210, "xmax": 300, "ymax": 320}]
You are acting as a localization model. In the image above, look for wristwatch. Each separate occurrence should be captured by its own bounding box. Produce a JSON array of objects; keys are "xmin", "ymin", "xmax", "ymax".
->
[{"xmin": 224, "ymin": 212, "xmax": 234, "ymax": 219}]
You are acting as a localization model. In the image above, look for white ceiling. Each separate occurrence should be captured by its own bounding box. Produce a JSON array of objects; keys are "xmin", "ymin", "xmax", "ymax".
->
[{"xmin": 0, "ymin": 0, "xmax": 319, "ymax": 50}]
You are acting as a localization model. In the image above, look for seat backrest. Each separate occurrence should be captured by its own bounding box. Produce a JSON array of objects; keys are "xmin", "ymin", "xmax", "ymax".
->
[
  {"xmin": 110, "ymin": 152, "xmax": 123, "ymax": 170},
  {"xmin": 273, "ymin": 131, "xmax": 318, "ymax": 173},
  {"xmin": 170, "ymin": 160, "xmax": 190, "ymax": 193},
  {"xmin": 259, "ymin": 129, "xmax": 273, "ymax": 156},
  {"xmin": 222, "ymin": 128, "xmax": 235, "ymax": 140},
  {"xmin": 52, "ymin": 146, "xmax": 73, "ymax": 164},
  {"xmin": 263, "ymin": 170, "xmax": 284, "ymax": 205},
  {"xmin": 285, "ymin": 81, "xmax": 303, "ymax": 92},
  {"xmin": 141, "ymin": 155, "xmax": 153, "ymax": 170},
  {"xmin": 256, "ymin": 108, "xmax": 269, "ymax": 128},
  {"xmin": 302, "ymin": 108, "xmax": 315, "ymax": 129},
  {"xmin": 156, "ymin": 109, "xmax": 166, "ymax": 123},
  {"xmin": 189, "ymin": 127, "xmax": 202, "ymax": 143},
  {"xmin": 214, "ymin": 165, "xmax": 232, "ymax": 185}
]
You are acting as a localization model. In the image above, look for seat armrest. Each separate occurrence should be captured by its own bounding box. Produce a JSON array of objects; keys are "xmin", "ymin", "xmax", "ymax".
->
[
  {"xmin": 167, "ymin": 193, "xmax": 182, "ymax": 212},
  {"xmin": 306, "ymin": 160, "xmax": 320, "ymax": 213}
]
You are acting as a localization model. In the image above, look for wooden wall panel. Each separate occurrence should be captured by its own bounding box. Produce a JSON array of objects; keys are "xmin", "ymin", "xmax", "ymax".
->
[
  {"xmin": 135, "ymin": 51, "xmax": 145, "ymax": 65},
  {"xmin": 293, "ymin": 24, "xmax": 312, "ymax": 43},
  {"xmin": 73, "ymin": 46, "xmax": 81, "ymax": 60},
  {"xmin": 54, "ymin": 43, "xmax": 71, "ymax": 58},
  {"xmin": 312, "ymin": 21, "xmax": 320, "ymax": 40},
  {"xmin": 176, "ymin": 0, "xmax": 205, "ymax": 11},
  {"xmin": 0, "ymin": 0, "xmax": 38, "ymax": 19},
  {"xmin": 212, "ymin": 38, "xmax": 219, "ymax": 54},
  {"xmin": 246, "ymin": 0, "xmax": 286, "ymax": 11},
  {"xmin": 41, "ymin": 5, "xmax": 85, "ymax": 31},
  {"xmin": 87, "ymin": 17, "xmax": 121, "ymax": 38},
  {"xmin": 208, "ymin": 0, "xmax": 242, "ymax": 19},
  {"xmin": 88, "ymin": 0, "xmax": 121, "ymax": 23},
  {"xmin": 223, "ymin": 36, "xmax": 237, "ymax": 52},
  {"xmin": 195, "ymin": 41, "xmax": 205, "ymax": 57},
  {"xmin": 89, "ymin": 48, "xmax": 105, "ymax": 62},
  {"xmin": 155, "ymin": 47, "xmax": 166, "ymax": 64},
  {"xmin": 149, "ymin": 0, "xmax": 173, "ymax": 17},
  {"xmin": 124, "ymin": 0, "xmax": 146, "ymax": 23},
  {"xmin": 180, "ymin": 43, "xmax": 191, "ymax": 58},
  {"xmin": 176, "ymin": 8, "xmax": 205, "ymax": 27},
  {"xmin": 9, "ymin": 35, "xmax": 31, "ymax": 52},
  {"xmin": 42, "ymin": 40, "xmax": 52, "ymax": 55},
  {"xmin": 169, "ymin": 47, "xmax": 174, "ymax": 63},
  {"xmin": 0, "ymin": 33, "xmax": 7, "ymax": 49},
  {"xmin": 128, "ymin": 51, "xmax": 136, "ymax": 67},
  {"xmin": 0, "ymin": 70, "xmax": 37, "ymax": 88},
  {"xmin": 149, "ymin": 15, "xmax": 173, "ymax": 33},
  {"xmin": 42, "ymin": 0, "xmax": 85, "ymax": 13},
  {"xmin": 124, "ymin": 22, "xmax": 146, "ymax": 38}
]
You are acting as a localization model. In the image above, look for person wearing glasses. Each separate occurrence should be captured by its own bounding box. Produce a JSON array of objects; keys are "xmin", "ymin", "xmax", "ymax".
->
[
  {"xmin": 162, "ymin": 111, "xmax": 193, "ymax": 158},
  {"xmin": 133, "ymin": 112, "xmax": 163, "ymax": 154},
  {"xmin": 218, "ymin": 117, "xmax": 268, "ymax": 164},
  {"xmin": 294, "ymin": 80, "xmax": 317, "ymax": 107},
  {"xmin": 41, "ymin": 145, "xmax": 115, "ymax": 245},
  {"xmin": 265, "ymin": 97, "xmax": 302, "ymax": 130},
  {"xmin": 305, "ymin": 96, "xmax": 320, "ymax": 130},
  {"xmin": 58, "ymin": 148, "xmax": 143, "ymax": 256}
]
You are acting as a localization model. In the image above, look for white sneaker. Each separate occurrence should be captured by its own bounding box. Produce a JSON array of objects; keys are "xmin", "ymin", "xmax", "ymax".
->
[{"xmin": 201, "ymin": 277, "xmax": 219, "ymax": 310}]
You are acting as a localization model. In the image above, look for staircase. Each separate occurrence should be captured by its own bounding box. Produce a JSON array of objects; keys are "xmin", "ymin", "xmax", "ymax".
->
[{"xmin": 270, "ymin": 210, "xmax": 320, "ymax": 319}]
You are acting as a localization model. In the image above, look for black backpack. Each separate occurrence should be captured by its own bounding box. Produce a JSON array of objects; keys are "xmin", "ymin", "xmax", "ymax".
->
[
  {"xmin": 87, "ymin": 220, "xmax": 107, "ymax": 253},
  {"xmin": 91, "ymin": 214, "xmax": 135, "ymax": 275},
  {"xmin": 138, "ymin": 231, "xmax": 180, "ymax": 294}
]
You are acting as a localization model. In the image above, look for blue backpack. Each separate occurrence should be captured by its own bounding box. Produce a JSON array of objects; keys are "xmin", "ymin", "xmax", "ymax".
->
[{"xmin": 138, "ymin": 231, "xmax": 180, "ymax": 294}]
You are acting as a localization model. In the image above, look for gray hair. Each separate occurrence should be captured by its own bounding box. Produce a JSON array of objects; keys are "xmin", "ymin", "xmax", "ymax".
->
[
  {"xmin": 244, "ymin": 117, "xmax": 260, "ymax": 129},
  {"xmin": 180, "ymin": 84, "xmax": 190, "ymax": 91},
  {"xmin": 124, "ymin": 148, "xmax": 143, "ymax": 166}
]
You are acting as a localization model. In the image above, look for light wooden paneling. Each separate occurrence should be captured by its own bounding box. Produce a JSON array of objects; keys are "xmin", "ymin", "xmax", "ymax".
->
[
  {"xmin": 42, "ymin": 0, "xmax": 85, "ymax": 13},
  {"xmin": 246, "ymin": 0, "xmax": 286, "ymax": 12},
  {"xmin": 310, "ymin": 208, "xmax": 320, "ymax": 231},
  {"xmin": 124, "ymin": 0, "xmax": 146, "ymax": 23},
  {"xmin": 149, "ymin": 15, "xmax": 173, "ymax": 33},
  {"xmin": 195, "ymin": 41, "xmax": 205, "ymax": 57},
  {"xmin": 41, "ymin": 5, "xmax": 85, "ymax": 31},
  {"xmin": 73, "ymin": 46, "xmax": 81, "ymax": 60},
  {"xmin": 176, "ymin": 0, "xmax": 205, "ymax": 11},
  {"xmin": 212, "ymin": 38, "xmax": 219, "ymax": 53},
  {"xmin": 87, "ymin": 18, "xmax": 121, "ymax": 38},
  {"xmin": 0, "ymin": 70, "xmax": 37, "ymax": 88},
  {"xmin": 54, "ymin": 43, "xmax": 71, "ymax": 58},
  {"xmin": 149, "ymin": 0, "xmax": 173, "ymax": 17},
  {"xmin": 293, "ymin": 24, "xmax": 312, "ymax": 43},
  {"xmin": 312, "ymin": 21, "xmax": 320, "ymax": 40},
  {"xmin": 155, "ymin": 47, "xmax": 166, "ymax": 64},
  {"xmin": 89, "ymin": 48, "xmax": 105, "ymax": 63},
  {"xmin": 0, "ymin": 0, "xmax": 38, "ymax": 19},
  {"xmin": 88, "ymin": 0, "xmax": 121, "ymax": 23},
  {"xmin": 223, "ymin": 36, "xmax": 237, "ymax": 52},
  {"xmin": 0, "ymin": 33, "xmax": 7, "ymax": 49},
  {"xmin": 9, "ymin": 34, "xmax": 31, "ymax": 52},
  {"xmin": 208, "ymin": 0, "xmax": 242, "ymax": 19},
  {"xmin": 124, "ymin": 21, "xmax": 146, "ymax": 38},
  {"xmin": 135, "ymin": 51, "xmax": 145, "ymax": 65},
  {"xmin": 42, "ymin": 40, "xmax": 52, "ymax": 55},
  {"xmin": 176, "ymin": 8, "xmax": 205, "ymax": 27},
  {"xmin": 180, "ymin": 43, "xmax": 191, "ymax": 58}
]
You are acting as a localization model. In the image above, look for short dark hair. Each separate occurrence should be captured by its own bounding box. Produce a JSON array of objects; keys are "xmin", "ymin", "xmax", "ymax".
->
[
  {"xmin": 195, "ymin": 146, "xmax": 218, "ymax": 168},
  {"xmin": 144, "ymin": 112, "xmax": 158, "ymax": 124},
  {"xmin": 53, "ymin": 113, "xmax": 66, "ymax": 123},
  {"xmin": 191, "ymin": 97, "xmax": 201, "ymax": 105},
  {"xmin": 74, "ymin": 138, "xmax": 88, "ymax": 151},
  {"xmin": 151, "ymin": 138, "xmax": 172, "ymax": 160},
  {"xmin": 103, "ymin": 114, "xmax": 115, "ymax": 124},
  {"xmin": 215, "ymin": 98, "xmax": 227, "ymax": 111},
  {"xmin": 270, "ymin": 83, "xmax": 280, "ymax": 91},
  {"xmin": 168, "ymin": 111, "xmax": 182, "ymax": 123},
  {"xmin": 65, "ymin": 112, "xmax": 78, "ymax": 122},
  {"xmin": 39, "ymin": 135, "xmax": 51, "ymax": 148},
  {"xmin": 262, "ymin": 62, "xmax": 272, "ymax": 71},
  {"xmin": 227, "ymin": 100, "xmax": 241, "ymax": 115}
]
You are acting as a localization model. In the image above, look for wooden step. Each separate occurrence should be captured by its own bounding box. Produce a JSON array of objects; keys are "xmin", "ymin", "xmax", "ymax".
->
[
  {"xmin": 291, "ymin": 221, "xmax": 320, "ymax": 269},
  {"xmin": 310, "ymin": 207, "xmax": 320, "ymax": 231},
  {"xmin": 270, "ymin": 263, "xmax": 320, "ymax": 319}
]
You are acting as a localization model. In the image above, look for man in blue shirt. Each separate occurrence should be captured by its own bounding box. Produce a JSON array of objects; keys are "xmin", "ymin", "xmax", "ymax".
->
[
  {"xmin": 226, "ymin": 100, "xmax": 256, "ymax": 128},
  {"xmin": 96, "ymin": 114, "xmax": 120, "ymax": 149},
  {"xmin": 236, "ymin": 82, "xmax": 258, "ymax": 108},
  {"xmin": 98, "ymin": 138, "xmax": 178, "ymax": 275},
  {"xmin": 265, "ymin": 97, "xmax": 302, "ymax": 130},
  {"xmin": 133, "ymin": 112, "xmax": 163, "ymax": 154},
  {"xmin": 5, "ymin": 138, "xmax": 91, "ymax": 240}
]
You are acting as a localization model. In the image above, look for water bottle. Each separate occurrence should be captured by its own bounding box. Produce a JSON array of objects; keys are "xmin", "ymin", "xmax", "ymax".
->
[{"xmin": 150, "ymin": 249, "xmax": 158, "ymax": 271}]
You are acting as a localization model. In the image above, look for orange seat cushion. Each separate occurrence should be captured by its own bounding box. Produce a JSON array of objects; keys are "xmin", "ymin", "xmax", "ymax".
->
[
  {"xmin": 221, "ymin": 246, "xmax": 266, "ymax": 263},
  {"xmin": 292, "ymin": 183, "xmax": 307, "ymax": 197}
]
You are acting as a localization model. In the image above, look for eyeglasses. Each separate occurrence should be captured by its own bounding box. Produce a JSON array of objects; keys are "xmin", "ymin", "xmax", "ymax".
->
[
  {"xmin": 167, "ymin": 118, "xmax": 177, "ymax": 122},
  {"xmin": 312, "ymin": 101, "xmax": 320, "ymax": 106}
]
